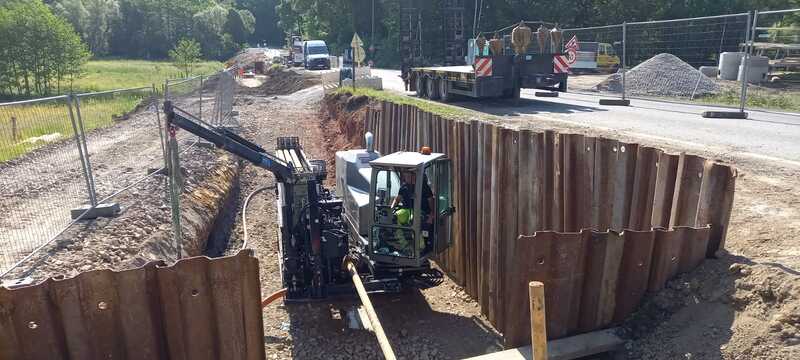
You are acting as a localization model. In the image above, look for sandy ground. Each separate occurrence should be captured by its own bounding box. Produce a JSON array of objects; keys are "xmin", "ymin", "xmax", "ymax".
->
[{"xmin": 224, "ymin": 85, "xmax": 504, "ymax": 360}]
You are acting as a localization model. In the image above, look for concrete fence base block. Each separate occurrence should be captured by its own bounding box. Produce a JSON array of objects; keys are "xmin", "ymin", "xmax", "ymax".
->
[
  {"xmin": 71, "ymin": 203, "xmax": 121, "ymax": 220},
  {"xmin": 702, "ymin": 111, "xmax": 748, "ymax": 119},
  {"xmin": 535, "ymin": 91, "xmax": 559, "ymax": 97},
  {"xmin": 197, "ymin": 140, "xmax": 217, "ymax": 149},
  {"xmin": 599, "ymin": 99, "xmax": 631, "ymax": 106}
]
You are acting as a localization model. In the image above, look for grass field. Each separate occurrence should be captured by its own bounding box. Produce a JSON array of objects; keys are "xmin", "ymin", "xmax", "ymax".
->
[
  {"xmin": 72, "ymin": 60, "xmax": 223, "ymax": 93},
  {"xmin": 1, "ymin": 59, "xmax": 222, "ymax": 163}
]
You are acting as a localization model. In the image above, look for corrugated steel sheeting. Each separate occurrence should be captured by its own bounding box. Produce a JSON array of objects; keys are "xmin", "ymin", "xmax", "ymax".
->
[
  {"xmin": 364, "ymin": 101, "xmax": 737, "ymax": 347},
  {"xmin": 0, "ymin": 250, "xmax": 264, "ymax": 360}
]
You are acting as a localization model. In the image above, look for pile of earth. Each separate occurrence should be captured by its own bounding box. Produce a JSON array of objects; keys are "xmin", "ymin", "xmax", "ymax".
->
[
  {"xmin": 239, "ymin": 66, "xmax": 320, "ymax": 96},
  {"xmin": 597, "ymin": 53, "xmax": 721, "ymax": 97}
]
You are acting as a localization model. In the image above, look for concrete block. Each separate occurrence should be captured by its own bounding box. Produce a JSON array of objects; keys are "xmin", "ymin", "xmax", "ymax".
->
[
  {"xmin": 71, "ymin": 203, "xmax": 120, "ymax": 220},
  {"xmin": 599, "ymin": 98, "xmax": 631, "ymax": 106},
  {"xmin": 702, "ymin": 111, "xmax": 747, "ymax": 119}
]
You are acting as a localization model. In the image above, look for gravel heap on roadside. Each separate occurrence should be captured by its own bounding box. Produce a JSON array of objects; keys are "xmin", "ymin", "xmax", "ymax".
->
[{"xmin": 597, "ymin": 53, "xmax": 721, "ymax": 97}]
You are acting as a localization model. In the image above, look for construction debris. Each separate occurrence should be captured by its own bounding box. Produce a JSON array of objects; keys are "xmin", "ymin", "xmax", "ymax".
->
[{"xmin": 597, "ymin": 53, "xmax": 721, "ymax": 97}]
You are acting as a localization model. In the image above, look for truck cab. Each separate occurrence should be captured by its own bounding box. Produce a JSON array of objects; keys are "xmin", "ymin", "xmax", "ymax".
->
[{"xmin": 303, "ymin": 40, "xmax": 331, "ymax": 70}]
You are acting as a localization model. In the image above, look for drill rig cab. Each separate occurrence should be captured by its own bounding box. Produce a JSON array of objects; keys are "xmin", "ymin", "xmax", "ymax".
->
[
  {"xmin": 164, "ymin": 103, "xmax": 452, "ymax": 302},
  {"xmin": 337, "ymin": 145, "xmax": 454, "ymax": 272}
]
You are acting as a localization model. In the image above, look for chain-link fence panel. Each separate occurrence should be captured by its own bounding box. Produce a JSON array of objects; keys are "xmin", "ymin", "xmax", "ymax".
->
[
  {"xmin": 209, "ymin": 68, "xmax": 237, "ymax": 127},
  {"xmin": 166, "ymin": 76, "xmax": 204, "ymax": 122},
  {"xmin": 75, "ymin": 87, "xmax": 165, "ymax": 202},
  {"xmin": 0, "ymin": 96, "xmax": 92, "ymax": 274},
  {"xmin": 624, "ymin": 14, "xmax": 751, "ymax": 107},
  {"xmin": 562, "ymin": 25, "xmax": 625, "ymax": 97},
  {"xmin": 747, "ymin": 9, "xmax": 800, "ymax": 112}
]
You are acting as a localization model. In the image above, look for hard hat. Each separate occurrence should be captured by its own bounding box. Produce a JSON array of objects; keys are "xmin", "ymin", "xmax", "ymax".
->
[{"xmin": 394, "ymin": 208, "xmax": 413, "ymax": 226}]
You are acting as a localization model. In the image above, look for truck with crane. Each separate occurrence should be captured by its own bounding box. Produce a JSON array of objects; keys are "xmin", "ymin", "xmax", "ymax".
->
[{"xmin": 407, "ymin": 22, "xmax": 570, "ymax": 101}]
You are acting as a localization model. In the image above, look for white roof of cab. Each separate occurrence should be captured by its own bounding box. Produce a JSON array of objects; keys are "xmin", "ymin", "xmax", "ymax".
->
[{"xmin": 370, "ymin": 151, "xmax": 445, "ymax": 168}]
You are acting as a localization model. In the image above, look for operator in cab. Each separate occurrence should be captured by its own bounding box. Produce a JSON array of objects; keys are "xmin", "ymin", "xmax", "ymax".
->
[{"xmin": 389, "ymin": 170, "xmax": 435, "ymax": 255}]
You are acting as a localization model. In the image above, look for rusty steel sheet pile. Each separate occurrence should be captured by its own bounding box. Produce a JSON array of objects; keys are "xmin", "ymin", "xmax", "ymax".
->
[
  {"xmin": 0, "ymin": 250, "xmax": 264, "ymax": 360},
  {"xmin": 364, "ymin": 101, "xmax": 737, "ymax": 347}
]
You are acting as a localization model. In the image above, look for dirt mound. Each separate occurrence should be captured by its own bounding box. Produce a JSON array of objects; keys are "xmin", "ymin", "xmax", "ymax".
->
[
  {"xmin": 621, "ymin": 256, "xmax": 800, "ymax": 359},
  {"xmin": 239, "ymin": 67, "xmax": 320, "ymax": 96},
  {"xmin": 598, "ymin": 53, "xmax": 721, "ymax": 97}
]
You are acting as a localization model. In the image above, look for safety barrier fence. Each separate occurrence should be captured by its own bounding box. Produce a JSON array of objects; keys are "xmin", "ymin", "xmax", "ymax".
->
[
  {"xmin": 0, "ymin": 250, "xmax": 265, "ymax": 360},
  {"xmin": 0, "ymin": 67, "xmax": 237, "ymax": 279},
  {"xmin": 364, "ymin": 100, "xmax": 737, "ymax": 347},
  {"xmin": 561, "ymin": 8, "xmax": 800, "ymax": 113}
]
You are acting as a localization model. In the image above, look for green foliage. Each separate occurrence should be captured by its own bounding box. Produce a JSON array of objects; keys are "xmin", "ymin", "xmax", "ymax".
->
[
  {"xmin": 0, "ymin": 0, "xmax": 90, "ymax": 98},
  {"xmin": 170, "ymin": 39, "xmax": 203, "ymax": 78},
  {"xmin": 70, "ymin": 60, "xmax": 222, "ymax": 93}
]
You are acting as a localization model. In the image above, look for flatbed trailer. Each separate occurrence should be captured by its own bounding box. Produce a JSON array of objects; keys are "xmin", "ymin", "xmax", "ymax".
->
[{"xmin": 409, "ymin": 54, "xmax": 568, "ymax": 102}]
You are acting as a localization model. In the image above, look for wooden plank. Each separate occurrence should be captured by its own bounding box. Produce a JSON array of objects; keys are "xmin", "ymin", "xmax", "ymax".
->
[
  {"xmin": 465, "ymin": 328, "xmax": 624, "ymax": 360},
  {"xmin": 529, "ymin": 282, "xmax": 548, "ymax": 360},
  {"xmin": 613, "ymin": 230, "xmax": 656, "ymax": 323},
  {"xmin": 669, "ymin": 154, "xmax": 705, "ymax": 228}
]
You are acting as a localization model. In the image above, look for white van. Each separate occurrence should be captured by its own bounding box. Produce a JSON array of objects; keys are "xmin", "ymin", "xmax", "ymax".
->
[{"xmin": 303, "ymin": 40, "xmax": 331, "ymax": 70}]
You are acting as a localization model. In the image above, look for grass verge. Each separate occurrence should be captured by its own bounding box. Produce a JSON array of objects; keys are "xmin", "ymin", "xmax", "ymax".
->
[
  {"xmin": 72, "ymin": 60, "xmax": 223, "ymax": 93},
  {"xmin": 333, "ymin": 87, "xmax": 484, "ymax": 120},
  {"xmin": 698, "ymin": 88, "xmax": 800, "ymax": 112},
  {"xmin": 0, "ymin": 92, "xmax": 149, "ymax": 163}
]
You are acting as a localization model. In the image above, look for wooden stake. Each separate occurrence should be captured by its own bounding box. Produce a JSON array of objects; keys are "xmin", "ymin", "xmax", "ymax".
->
[{"xmin": 529, "ymin": 281, "xmax": 547, "ymax": 360}]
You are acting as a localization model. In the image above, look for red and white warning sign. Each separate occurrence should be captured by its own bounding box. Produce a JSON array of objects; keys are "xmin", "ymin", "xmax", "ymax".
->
[
  {"xmin": 564, "ymin": 35, "xmax": 579, "ymax": 65},
  {"xmin": 554, "ymin": 55, "xmax": 571, "ymax": 73},
  {"xmin": 474, "ymin": 57, "xmax": 493, "ymax": 77}
]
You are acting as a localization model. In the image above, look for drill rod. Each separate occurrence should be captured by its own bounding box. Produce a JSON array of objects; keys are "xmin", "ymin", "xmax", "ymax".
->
[{"xmin": 345, "ymin": 262, "xmax": 397, "ymax": 360}]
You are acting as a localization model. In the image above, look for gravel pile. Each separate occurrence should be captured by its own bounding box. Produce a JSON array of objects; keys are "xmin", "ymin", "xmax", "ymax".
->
[{"xmin": 598, "ymin": 53, "xmax": 721, "ymax": 97}]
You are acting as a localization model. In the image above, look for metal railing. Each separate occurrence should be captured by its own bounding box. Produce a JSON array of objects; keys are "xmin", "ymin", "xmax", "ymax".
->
[{"xmin": 562, "ymin": 8, "xmax": 800, "ymax": 114}]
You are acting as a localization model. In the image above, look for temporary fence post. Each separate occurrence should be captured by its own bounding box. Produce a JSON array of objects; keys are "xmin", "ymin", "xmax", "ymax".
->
[
  {"xmin": 72, "ymin": 95, "xmax": 99, "ymax": 206},
  {"xmin": 66, "ymin": 94, "xmax": 97, "ymax": 208},
  {"xmin": 739, "ymin": 11, "xmax": 753, "ymax": 113},
  {"xmin": 529, "ymin": 281, "xmax": 548, "ymax": 360},
  {"xmin": 622, "ymin": 22, "xmax": 627, "ymax": 101},
  {"xmin": 153, "ymin": 84, "xmax": 167, "ymax": 164},
  {"xmin": 166, "ymin": 121, "xmax": 183, "ymax": 259},
  {"xmin": 199, "ymin": 76, "xmax": 203, "ymax": 122}
]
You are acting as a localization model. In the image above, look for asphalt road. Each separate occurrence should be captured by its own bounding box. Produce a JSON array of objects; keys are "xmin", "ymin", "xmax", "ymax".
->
[{"xmin": 371, "ymin": 69, "xmax": 800, "ymax": 168}]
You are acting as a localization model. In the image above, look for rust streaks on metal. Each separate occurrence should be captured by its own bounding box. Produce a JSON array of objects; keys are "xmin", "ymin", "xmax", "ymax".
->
[
  {"xmin": 363, "ymin": 100, "xmax": 736, "ymax": 348},
  {"xmin": 0, "ymin": 250, "xmax": 264, "ymax": 360}
]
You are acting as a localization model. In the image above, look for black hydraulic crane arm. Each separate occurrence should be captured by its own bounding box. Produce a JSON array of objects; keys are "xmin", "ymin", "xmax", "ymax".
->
[{"xmin": 163, "ymin": 101, "xmax": 294, "ymax": 182}]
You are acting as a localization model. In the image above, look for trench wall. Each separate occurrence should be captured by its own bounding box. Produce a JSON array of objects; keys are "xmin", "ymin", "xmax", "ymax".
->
[{"xmin": 363, "ymin": 100, "xmax": 737, "ymax": 347}]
